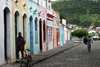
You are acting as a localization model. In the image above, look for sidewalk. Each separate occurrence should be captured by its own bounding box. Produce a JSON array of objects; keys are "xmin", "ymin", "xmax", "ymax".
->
[{"xmin": 0, "ymin": 43, "xmax": 80, "ymax": 67}]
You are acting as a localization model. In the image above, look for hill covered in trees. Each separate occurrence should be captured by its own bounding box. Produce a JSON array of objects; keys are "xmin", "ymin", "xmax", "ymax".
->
[{"xmin": 52, "ymin": 0, "xmax": 100, "ymax": 27}]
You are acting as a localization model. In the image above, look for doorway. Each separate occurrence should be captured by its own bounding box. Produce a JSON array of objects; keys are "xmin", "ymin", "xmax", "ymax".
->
[
  {"xmin": 43, "ymin": 20, "xmax": 46, "ymax": 42},
  {"xmin": 14, "ymin": 11, "xmax": 20, "ymax": 58},
  {"xmin": 4, "ymin": 7, "xmax": 11, "ymax": 60},
  {"xmin": 23, "ymin": 14, "xmax": 27, "ymax": 40},
  {"xmin": 39, "ymin": 19, "xmax": 42, "ymax": 52},
  {"xmin": 29, "ymin": 16, "xmax": 34, "ymax": 54}
]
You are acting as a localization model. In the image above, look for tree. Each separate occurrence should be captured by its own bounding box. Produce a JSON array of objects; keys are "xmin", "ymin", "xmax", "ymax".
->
[
  {"xmin": 71, "ymin": 29, "xmax": 88, "ymax": 42},
  {"xmin": 60, "ymin": 14, "xmax": 66, "ymax": 23}
]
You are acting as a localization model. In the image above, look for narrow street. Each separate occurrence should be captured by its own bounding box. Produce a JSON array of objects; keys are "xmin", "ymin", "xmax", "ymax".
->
[{"xmin": 33, "ymin": 41, "xmax": 100, "ymax": 67}]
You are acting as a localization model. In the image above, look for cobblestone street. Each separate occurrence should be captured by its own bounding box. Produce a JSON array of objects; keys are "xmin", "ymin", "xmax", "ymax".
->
[{"xmin": 33, "ymin": 41, "xmax": 100, "ymax": 67}]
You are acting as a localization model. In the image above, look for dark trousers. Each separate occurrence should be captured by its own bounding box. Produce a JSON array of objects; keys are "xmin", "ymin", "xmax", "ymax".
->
[
  {"xmin": 16, "ymin": 50, "xmax": 24, "ymax": 59},
  {"xmin": 87, "ymin": 44, "xmax": 91, "ymax": 52}
]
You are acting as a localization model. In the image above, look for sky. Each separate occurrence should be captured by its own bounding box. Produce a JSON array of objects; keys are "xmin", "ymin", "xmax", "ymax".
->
[{"xmin": 51, "ymin": 0, "xmax": 58, "ymax": 1}]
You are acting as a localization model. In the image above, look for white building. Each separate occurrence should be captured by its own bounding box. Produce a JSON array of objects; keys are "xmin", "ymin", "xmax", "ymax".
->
[
  {"xmin": 0, "ymin": 0, "xmax": 13, "ymax": 65},
  {"xmin": 46, "ymin": 0, "xmax": 54, "ymax": 50}
]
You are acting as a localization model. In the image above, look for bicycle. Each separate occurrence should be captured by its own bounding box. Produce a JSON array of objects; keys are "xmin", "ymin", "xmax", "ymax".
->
[{"xmin": 20, "ymin": 49, "xmax": 32, "ymax": 67}]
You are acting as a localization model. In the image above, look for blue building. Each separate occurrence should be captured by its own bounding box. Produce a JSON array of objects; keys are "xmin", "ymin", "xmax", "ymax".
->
[
  {"xmin": 60, "ymin": 24, "xmax": 64, "ymax": 46},
  {"xmin": 28, "ymin": 0, "xmax": 39, "ymax": 54}
]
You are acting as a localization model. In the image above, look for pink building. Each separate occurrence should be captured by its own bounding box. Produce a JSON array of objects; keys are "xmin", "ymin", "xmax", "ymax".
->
[
  {"xmin": 62, "ymin": 19, "xmax": 67, "ymax": 44},
  {"xmin": 52, "ymin": 10, "xmax": 60, "ymax": 48},
  {"xmin": 39, "ymin": 6, "xmax": 47, "ymax": 52}
]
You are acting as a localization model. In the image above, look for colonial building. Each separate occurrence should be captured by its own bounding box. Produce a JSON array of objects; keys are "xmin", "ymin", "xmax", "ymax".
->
[
  {"xmin": 52, "ymin": 10, "xmax": 60, "ymax": 47},
  {"xmin": 0, "ymin": 0, "xmax": 12, "ymax": 65},
  {"xmin": 46, "ymin": 0, "xmax": 54, "ymax": 50},
  {"xmin": 28, "ymin": 0, "xmax": 39, "ymax": 54},
  {"xmin": 62, "ymin": 19, "xmax": 67, "ymax": 44},
  {"xmin": 60, "ymin": 23, "xmax": 64, "ymax": 46},
  {"xmin": 38, "ymin": 0, "xmax": 47, "ymax": 52},
  {"xmin": 12, "ymin": 0, "xmax": 29, "ymax": 61}
]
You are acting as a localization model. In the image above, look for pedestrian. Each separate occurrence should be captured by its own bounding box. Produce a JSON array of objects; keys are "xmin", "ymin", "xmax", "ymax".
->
[
  {"xmin": 86, "ymin": 36, "xmax": 93, "ymax": 52},
  {"xmin": 16, "ymin": 32, "xmax": 26, "ymax": 62}
]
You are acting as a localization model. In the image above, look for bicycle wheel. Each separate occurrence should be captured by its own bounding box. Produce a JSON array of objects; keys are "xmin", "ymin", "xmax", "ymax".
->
[
  {"xmin": 28, "ymin": 55, "xmax": 32, "ymax": 61},
  {"xmin": 27, "ymin": 56, "xmax": 32, "ymax": 67},
  {"xmin": 20, "ymin": 57, "xmax": 27, "ymax": 67}
]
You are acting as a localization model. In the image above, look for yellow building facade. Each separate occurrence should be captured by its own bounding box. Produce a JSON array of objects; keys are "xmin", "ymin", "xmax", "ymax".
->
[{"xmin": 12, "ymin": 0, "xmax": 29, "ymax": 61}]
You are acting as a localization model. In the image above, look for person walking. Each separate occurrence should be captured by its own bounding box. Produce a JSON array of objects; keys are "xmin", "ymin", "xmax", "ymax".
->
[
  {"xmin": 86, "ymin": 36, "xmax": 93, "ymax": 52},
  {"xmin": 16, "ymin": 32, "xmax": 26, "ymax": 61}
]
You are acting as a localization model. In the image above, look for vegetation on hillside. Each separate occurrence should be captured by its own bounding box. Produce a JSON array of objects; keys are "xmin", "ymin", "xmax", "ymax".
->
[{"xmin": 52, "ymin": 0, "xmax": 100, "ymax": 27}]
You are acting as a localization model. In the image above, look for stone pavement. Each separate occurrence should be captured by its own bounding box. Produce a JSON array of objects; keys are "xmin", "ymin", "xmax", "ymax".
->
[
  {"xmin": 0, "ymin": 42, "xmax": 79, "ymax": 67},
  {"xmin": 33, "ymin": 41, "xmax": 100, "ymax": 67}
]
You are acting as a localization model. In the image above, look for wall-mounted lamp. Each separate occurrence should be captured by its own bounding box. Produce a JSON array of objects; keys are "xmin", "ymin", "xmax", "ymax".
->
[
  {"xmin": 38, "ymin": 11, "xmax": 41, "ymax": 16},
  {"xmin": 15, "ymin": 0, "xmax": 19, "ymax": 6},
  {"xmin": 34, "ymin": 9, "xmax": 37, "ymax": 14},
  {"xmin": 23, "ymin": 3, "xmax": 26, "ymax": 9},
  {"xmin": 30, "ymin": 6, "xmax": 32, "ymax": 11}
]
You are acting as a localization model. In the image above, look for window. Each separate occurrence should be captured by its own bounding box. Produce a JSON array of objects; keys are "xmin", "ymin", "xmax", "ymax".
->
[
  {"xmin": 47, "ymin": 26, "xmax": 52, "ymax": 41},
  {"xmin": 35, "ymin": 18, "xmax": 38, "ymax": 43},
  {"xmin": 35, "ymin": 18, "xmax": 37, "ymax": 31}
]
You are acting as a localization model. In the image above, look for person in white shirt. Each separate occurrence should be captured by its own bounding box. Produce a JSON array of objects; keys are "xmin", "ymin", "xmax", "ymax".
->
[{"xmin": 86, "ymin": 36, "xmax": 93, "ymax": 52}]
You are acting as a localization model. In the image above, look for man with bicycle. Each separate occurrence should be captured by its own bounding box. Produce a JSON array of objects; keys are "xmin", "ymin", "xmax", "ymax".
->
[
  {"xmin": 86, "ymin": 36, "xmax": 93, "ymax": 52},
  {"xmin": 16, "ymin": 32, "xmax": 26, "ymax": 61}
]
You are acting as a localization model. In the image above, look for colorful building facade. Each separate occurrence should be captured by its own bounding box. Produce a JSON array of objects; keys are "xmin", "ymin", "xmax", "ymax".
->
[
  {"xmin": 28, "ymin": 0, "xmax": 39, "ymax": 54},
  {"xmin": 52, "ymin": 10, "xmax": 60, "ymax": 47},
  {"xmin": 0, "ymin": 0, "xmax": 13, "ymax": 65},
  {"xmin": 60, "ymin": 24, "xmax": 64, "ymax": 46},
  {"xmin": 62, "ymin": 19, "xmax": 67, "ymax": 44},
  {"xmin": 12, "ymin": 0, "xmax": 29, "ymax": 61},
  {"xmin": 56, "ymin": 11, "xmax": 60, "ymax": 47},
  {"xmin": 38, "ymin": 0, "xmax": 47, "ymax": 52},
  {"xmin": 46, "ymin": 0, "xmax": 53, "ymax": 50},
  {"xmin": 0, "ymin": 0, "xmax": 65, "ymax": 66},
  {"xmin": 39, "ymin": 5, "xmax": 47, "ymax": 52},
  {"xmin": 52, "ymin": 9, "xmax": 57, "ymax": 48}
]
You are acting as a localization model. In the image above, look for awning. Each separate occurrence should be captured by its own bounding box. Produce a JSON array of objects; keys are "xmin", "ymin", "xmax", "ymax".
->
[
  {"xmin": 47, "ymin": 13, "xmax": 54, "ymax": 18},
  {"xmin": 47, "ymin": 13, "xmax": 60, "ymax": 21}
]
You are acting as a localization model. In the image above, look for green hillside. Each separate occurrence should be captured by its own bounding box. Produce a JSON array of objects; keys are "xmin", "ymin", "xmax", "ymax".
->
[{"xmin": 52, "ymin": 0, "xmax": 100, "ymax": 27}]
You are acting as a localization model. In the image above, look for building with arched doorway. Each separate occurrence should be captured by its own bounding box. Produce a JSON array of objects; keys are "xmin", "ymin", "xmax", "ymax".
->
[
  {"xmin": 0, "ymin": 0, "xmax": 12, "ymax": 65},
  {"xmin": 28, "ymin": 0, "xmax": 39, "ymax": 55},
  {"xmin": 12, "ymin": 0, "xmax": 29, "ymax": 61},
  {"xmin": 38, "ymin": 0, "xmax": 47, "ymax": 52}
]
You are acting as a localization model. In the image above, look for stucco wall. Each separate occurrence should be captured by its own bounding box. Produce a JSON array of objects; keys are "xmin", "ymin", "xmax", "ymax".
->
[
  {"xmin": 60, "ymin": 27, "xmax": 64, "ymax": 46},
  {"xmin": 0, "ymin": 0, "xmax": 12, "ymax": 65},
  {"xmin": 12, "ymin": 0, "xmax": 29, "ymax": 61},
  {"xmin": 39, "ymin": 6, "xmax": 47, "ymax": 52},
  {"xmin": 62, "ymin": 19, "xmax": 67, "ymax": 44},
  {"xmin": 28, "ymin": 0, "xmax": 39, "ymax": 54},
  {"xmin": 53, "ymin": 28, "xmax": 57, "ymax": 47}
]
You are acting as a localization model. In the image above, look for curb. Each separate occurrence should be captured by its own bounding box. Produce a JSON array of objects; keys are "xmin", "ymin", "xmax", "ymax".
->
[{"xmin": 32, "ymin": 44, "xmax": 80, "ymax": 65}]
